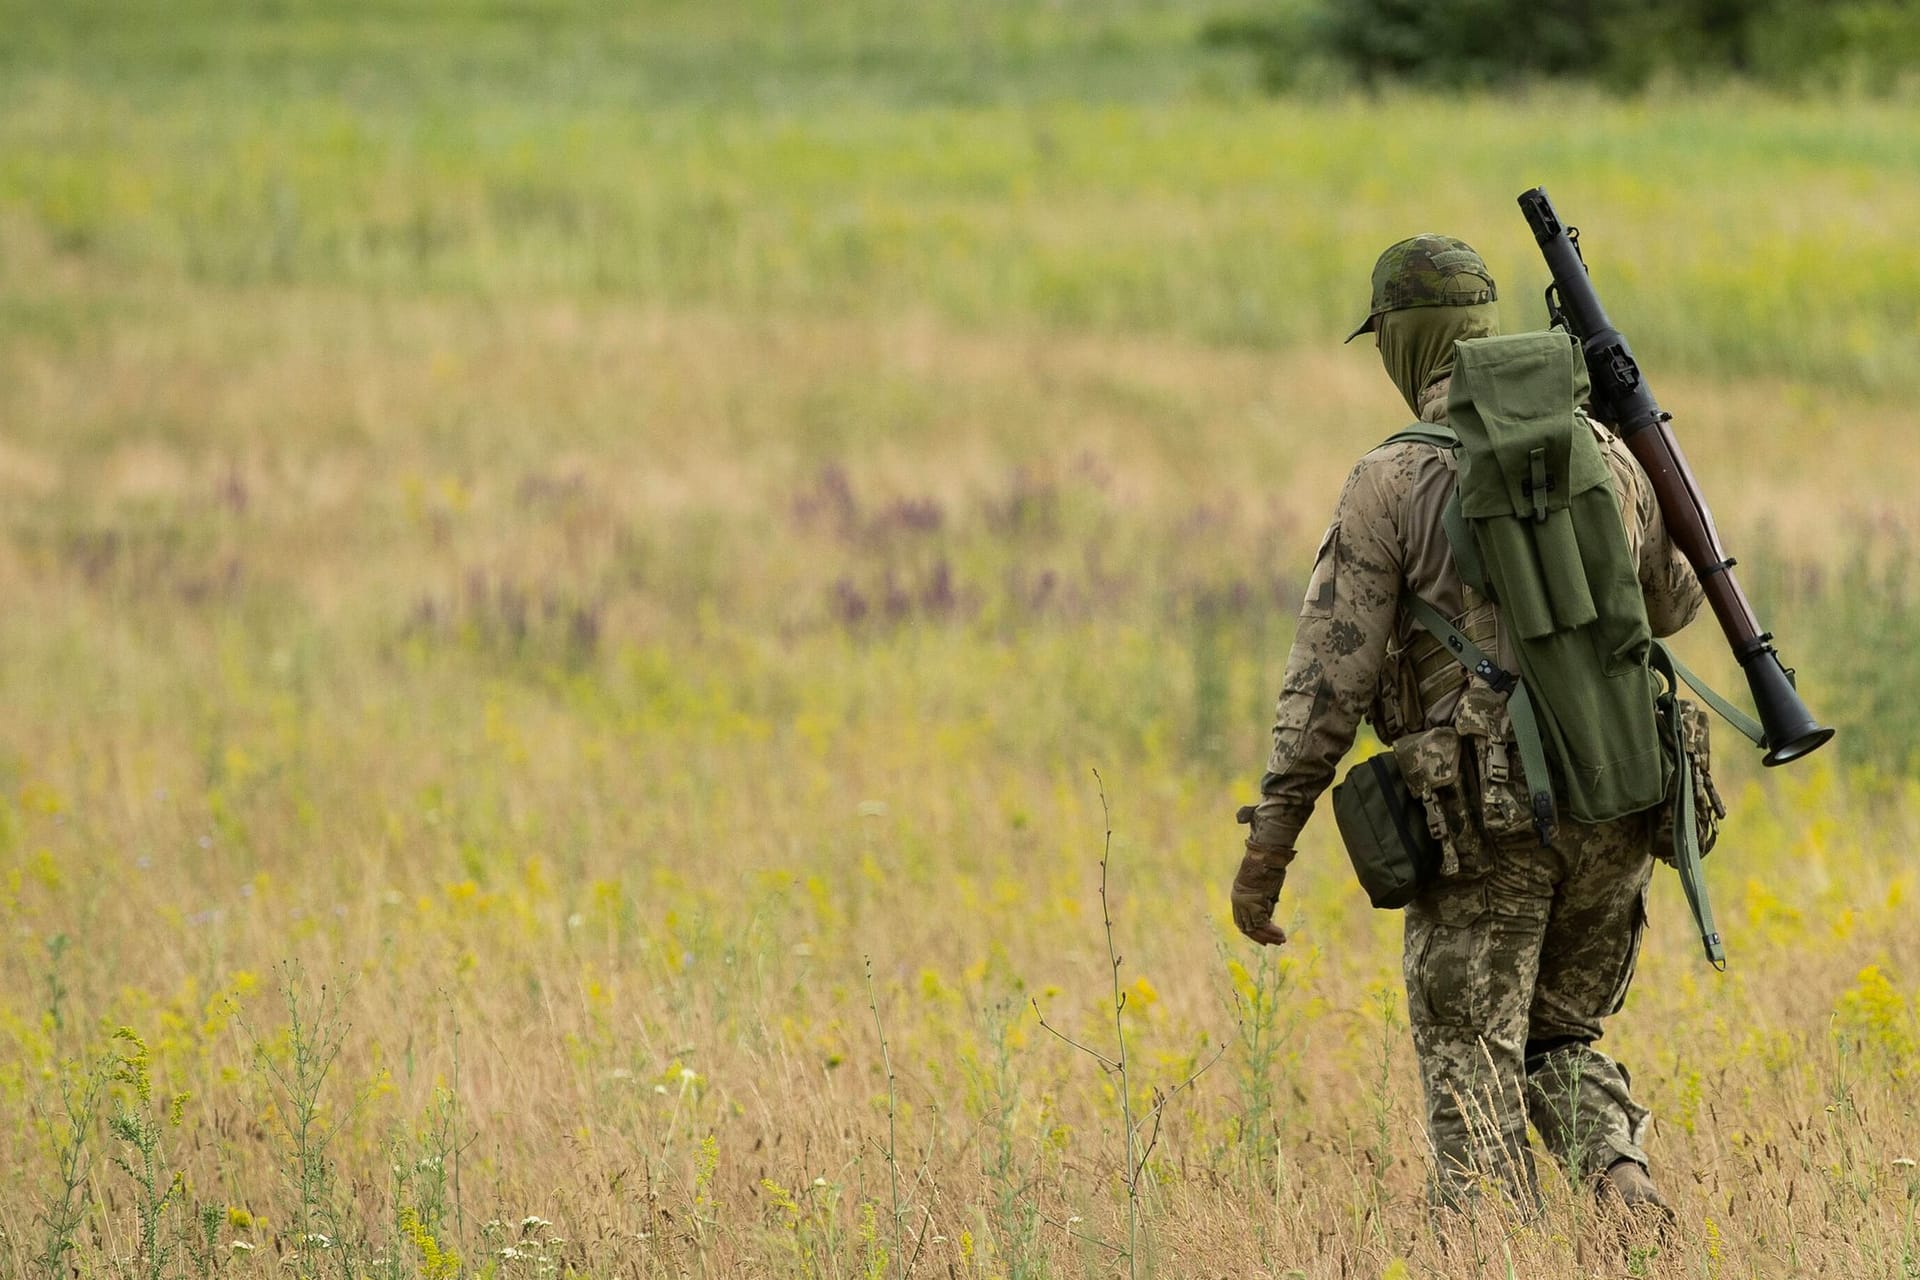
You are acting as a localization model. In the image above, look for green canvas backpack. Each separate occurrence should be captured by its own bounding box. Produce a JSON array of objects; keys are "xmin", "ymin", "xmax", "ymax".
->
[{"xmin": 1448, "ymin": 331, "xmax": 1670, "ymax": 824}]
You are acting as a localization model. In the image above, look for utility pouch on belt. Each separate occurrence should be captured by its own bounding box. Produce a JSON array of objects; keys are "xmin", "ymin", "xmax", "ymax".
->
[
  {"xmin": 1332, "ymin": 751, "xmax": 1443, "ymax": 910},
  {"xmin": 1648, "ymin": 639, "xmax": 1763, "ymax": 966},
  {"xmin": 1653, "ymin": 697, "xmax": 1726, "ymax": 863}
]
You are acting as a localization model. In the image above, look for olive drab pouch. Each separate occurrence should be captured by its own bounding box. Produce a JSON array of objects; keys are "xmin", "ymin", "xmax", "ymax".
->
[
  {"xmin": 1332, "ymin": 750, "xmax": 1443, "ymax": 910},
  {"xmin": 1451, "ymin": 683, "xmax": 1535, "ymax": 841},
  {"xmin": 1653, "ymin": 697, "xmax": 1725, "ymax": 864},
  {"xmin": 1646, "ymin": 640, "xmax": 1764, "ymax": 967},
  {"xmin": 1392, "ymin": 725, "xmax": 1468, "ymax": 878}
]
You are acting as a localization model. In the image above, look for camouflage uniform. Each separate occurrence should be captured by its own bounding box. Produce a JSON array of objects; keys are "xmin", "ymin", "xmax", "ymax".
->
[{"xmin": 1241, "ymin": 237, "xmax": 1704, "ymax": 1206}]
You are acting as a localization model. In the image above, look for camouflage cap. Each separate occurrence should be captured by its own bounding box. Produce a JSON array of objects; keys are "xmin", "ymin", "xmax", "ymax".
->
[{"xmin": 1344, "ymin": 234, "xmax": 1498, "ymax": 343}]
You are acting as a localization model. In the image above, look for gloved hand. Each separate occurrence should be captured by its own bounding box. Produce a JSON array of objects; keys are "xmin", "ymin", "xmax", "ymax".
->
[{"xmin": 1233, "ymin": 804, "xmax": 1293, "ymax": 947}]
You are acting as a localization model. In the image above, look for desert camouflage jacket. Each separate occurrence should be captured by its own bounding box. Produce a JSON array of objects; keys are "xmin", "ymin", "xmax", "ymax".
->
[{"xmin": 1245, "ymin": 377, "xmax": 1705, "ymax": 856}]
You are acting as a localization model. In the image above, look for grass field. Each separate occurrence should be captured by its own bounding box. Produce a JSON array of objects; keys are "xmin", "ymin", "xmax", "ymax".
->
[{"xmin": 1, "ymin": 2, "xmax": 1918, "ymax": 1277}]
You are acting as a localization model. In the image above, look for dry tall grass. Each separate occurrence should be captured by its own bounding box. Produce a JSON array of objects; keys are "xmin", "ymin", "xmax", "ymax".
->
[{"xmin": 2, "ymin": 258, "xmax": 1916, "ymax": 1276}]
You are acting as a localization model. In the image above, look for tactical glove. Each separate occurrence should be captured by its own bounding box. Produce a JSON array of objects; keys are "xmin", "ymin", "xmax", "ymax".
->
[{"xmin": 1232, "ymin": 804, "xmax": 1293, "ymax": 947}]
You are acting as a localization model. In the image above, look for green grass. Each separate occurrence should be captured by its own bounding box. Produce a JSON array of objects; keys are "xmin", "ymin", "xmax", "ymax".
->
[
  {"xmin": 0, "ymin": 0, "xmax": 1233, "ymax": 108},
  {"xmin": 5, "ymin": 2, "xmax": 1920, "ymax": 391}
]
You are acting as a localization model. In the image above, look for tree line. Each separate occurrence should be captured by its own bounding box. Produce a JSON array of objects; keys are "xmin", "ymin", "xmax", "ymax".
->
[{"xmin": 1205, "ymin": 0, "xmax": 1920, "ymax": 93}]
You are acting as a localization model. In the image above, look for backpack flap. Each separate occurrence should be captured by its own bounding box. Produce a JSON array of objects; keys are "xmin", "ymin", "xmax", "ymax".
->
[{"xmin": 1449, "ymin": 333, "xmax": 1611, "ymax": 639}]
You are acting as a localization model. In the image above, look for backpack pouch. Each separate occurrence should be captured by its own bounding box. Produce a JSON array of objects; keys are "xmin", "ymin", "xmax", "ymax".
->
[
  {"xmin": 1654, "ymin": 697, "xmax": 1724, "ymax": 865},
  {"xmin": 1332, "ymin": 751, "xmax": 1443, "ymax": 910},
  {"xmin": 1452, "ymin": 684, "xmax": 1534, "ymax": 841}
]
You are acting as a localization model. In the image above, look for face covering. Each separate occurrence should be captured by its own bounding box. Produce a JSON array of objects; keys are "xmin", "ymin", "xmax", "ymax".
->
[{"xmin": 1377, "ymin": 301, "xmax": 1500, "ymax": 414}]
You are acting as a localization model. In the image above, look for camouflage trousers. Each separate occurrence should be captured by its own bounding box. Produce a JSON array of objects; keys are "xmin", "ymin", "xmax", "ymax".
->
[{"xmin": 1402, "ymin": 810, "xmax": 1655, "ymax": 1207}]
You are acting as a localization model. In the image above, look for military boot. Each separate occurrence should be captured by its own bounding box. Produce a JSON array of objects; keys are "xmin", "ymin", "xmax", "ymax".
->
[{"xmin": 1597, "ymin": 1158, "xmax": 1675, "ymax": 1233}]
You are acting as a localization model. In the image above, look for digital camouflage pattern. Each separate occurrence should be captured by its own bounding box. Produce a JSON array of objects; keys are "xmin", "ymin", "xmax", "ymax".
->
[
  {"xmin": 1404, "ymin": 810, "xmax": 1655, "ymax": 1201},
  {"xmin": 1243, "ymin": 371, "xmax": 1704, "ymax": 1205},
  {"xmin": 1345, "ymin": 234, "xmax": 1499, "ymax": 342}
]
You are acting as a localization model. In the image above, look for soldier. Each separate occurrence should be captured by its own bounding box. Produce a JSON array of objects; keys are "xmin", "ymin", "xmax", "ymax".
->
[{"xmin": 1231, "ymin": 236, "xmax": 1703, "ymax": 1217}]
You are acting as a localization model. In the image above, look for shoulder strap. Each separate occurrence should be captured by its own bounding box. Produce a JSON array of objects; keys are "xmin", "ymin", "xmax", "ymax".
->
[
  {"xmin": 1652, "ymin": 640, "xmax": 1766, "ymax": 747},
  {"xmin": 1402, "ymin": 593, "xmax": 1556, "ymax": 847},
  {"xmin": 1381, "ymin": 423, "xmax": 1459, "ymax": 450},
  {"xmin": 1441, "ymin": 492, "xmax": 1492, "ymax": 600},
  {"xmin": 1649, "ymin": 644, "xmax": 1729, "ymax": 969}
]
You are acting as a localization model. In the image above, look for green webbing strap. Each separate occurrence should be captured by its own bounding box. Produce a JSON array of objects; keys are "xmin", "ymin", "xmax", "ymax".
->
[
  {"xmin": 1649, "ymin": 644, "xmax": 1727, "ymax": 968},
  {"xmin": 1403, "ymin": 594, "xmax": 1557, "ymax": 847},
  {"xmin": 1381, "ymin": 424, "xmax": 1459, "ymax": 451},
  {"xmin": 1503, "ymin": 684, "xmax": 1557, "ymax": 846},
  {"xmin": 1527, "ymin": 447, "xmax": 1552, "ymax": 522},
  {"xmin": 1653, "ymin": 640, "xmax": 1766, "ymax": 748},
  {"xmin": 1441, "ymin": 494, "xmax": 1491, "ymax": 600}
]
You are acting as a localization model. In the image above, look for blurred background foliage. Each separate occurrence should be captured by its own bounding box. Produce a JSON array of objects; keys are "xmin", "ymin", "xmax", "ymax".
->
[
  {"xmin": 1206, "ymin": 0, "xmax": 1920, "ymax": 93},
  {"xmin": 1, "ymin": 0, "xmax": 1915, "ymax": 776}
]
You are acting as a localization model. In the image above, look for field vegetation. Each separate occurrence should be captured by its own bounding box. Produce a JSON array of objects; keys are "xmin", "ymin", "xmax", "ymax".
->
[{"xmin": 0, "ymin": 1, "xmax": 1917, "ymax": 1276}]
